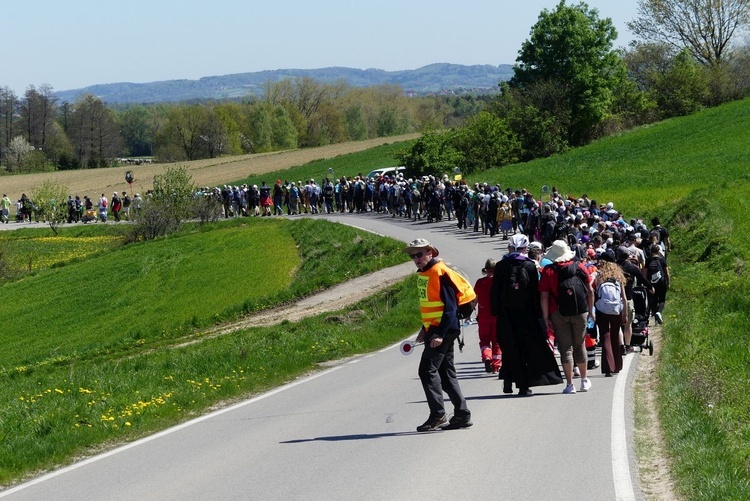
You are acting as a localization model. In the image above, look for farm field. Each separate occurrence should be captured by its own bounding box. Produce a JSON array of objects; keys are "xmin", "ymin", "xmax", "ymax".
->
[{"xmin": 0, "ymin": 133, "xmax": 420, "ymax": 201}]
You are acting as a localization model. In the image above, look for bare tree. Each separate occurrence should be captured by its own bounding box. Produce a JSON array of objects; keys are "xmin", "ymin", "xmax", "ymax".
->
[
  {"xmin": 628, "ymin": 0, "xmax": 750, "ymax": 67},
  {"xmin": 0, "ymin": 87, "xmax": 19, "ymax": 158},
  {"xmin": 20, "ymin": 84, "xmax": 58, "ymax": 150},
  {"xmin": 68, "ymin": 94, "xmax": 123, "ymax": 167}
]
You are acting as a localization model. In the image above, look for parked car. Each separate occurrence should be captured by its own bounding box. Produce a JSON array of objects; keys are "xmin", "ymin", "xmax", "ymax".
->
[{"xmin": 366, "ymin": 166, "xmax": 407, "ymax": 179}]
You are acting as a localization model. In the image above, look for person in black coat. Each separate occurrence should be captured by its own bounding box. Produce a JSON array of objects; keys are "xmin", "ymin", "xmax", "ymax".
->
[{"xmin": 491, "ymin": 234, "xmax": 563, "ymax": 395}]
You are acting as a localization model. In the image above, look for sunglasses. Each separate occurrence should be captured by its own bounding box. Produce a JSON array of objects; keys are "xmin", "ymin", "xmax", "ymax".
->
[{"xmin": 409, "ymin": 251, "xmax": 425, "ymax": 259}]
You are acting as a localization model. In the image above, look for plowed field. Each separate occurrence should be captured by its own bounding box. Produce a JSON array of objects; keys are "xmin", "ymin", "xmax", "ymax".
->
[{"xmin": 0, "ymin": 133, "xmax": 420, "ymax": 199}]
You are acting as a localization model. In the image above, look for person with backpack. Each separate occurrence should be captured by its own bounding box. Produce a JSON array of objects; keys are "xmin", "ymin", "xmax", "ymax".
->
[
  {"xmin": 645, "ymin": 244, "xmax": 670, "ymax": 324},
  {"xmin": 111, "ymin": 192, "xmax": 122, "ymax": 222},
  {"xmin": 491, "ymin": 234, "xmax": 563, "ymax": 395},
  {"xmin": 474, "ymin": 259, "xmax": 502, "ymax": 374},
  {"xmin": 593, "ymin": 253, "xmax": 629, "ymax": 377},
  {"xmin": 616, "ymin": 246, "xmax": 653, "ymax": 350},
  {"xmin": 403, "ymin": 238, "xmax": 475, "ymax": 432},
  {"xmin": 539, "ymin": 240, "xmax": 595, "ymax": 394}
]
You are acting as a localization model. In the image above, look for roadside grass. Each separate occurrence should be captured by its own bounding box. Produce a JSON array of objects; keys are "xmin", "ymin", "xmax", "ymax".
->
[
  {"xmin": 474, "ymin": 99, "xmax": 750, "ymax": 499},
  {"xmin": 655, "ymin": 187, "xmax": 750, "ymax": 500},
  {"xmin": 233, "ymin": 140, "xmax": 416, "ymax": 187},
  {"xmin": 0, "ymin": 276, "xmax": 418, "ymax": 485}
]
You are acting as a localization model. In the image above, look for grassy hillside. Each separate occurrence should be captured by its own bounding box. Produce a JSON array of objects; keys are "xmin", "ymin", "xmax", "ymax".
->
[
  {"xmin": 476, "ymin": 98, "xmax": 750, "ymax": 499},
  {"xmin": 0, "ymin": 218, "xmax": 415, "ymax": 484}
]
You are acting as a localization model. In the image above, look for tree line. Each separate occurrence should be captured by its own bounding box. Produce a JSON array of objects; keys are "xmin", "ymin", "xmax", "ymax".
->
[
  {"xmin": 0, "ymin": 79, "xmax": 486, "ymax": 173},
  {"xmin": 398, "ymin": 0, "xmax": 750, "ymax": 177}
]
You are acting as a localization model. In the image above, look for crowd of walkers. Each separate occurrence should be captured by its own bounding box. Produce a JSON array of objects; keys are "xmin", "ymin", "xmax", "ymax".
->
[{"xmin": 2, "ymin": 191, "xmax": 144, "ymax": 224}]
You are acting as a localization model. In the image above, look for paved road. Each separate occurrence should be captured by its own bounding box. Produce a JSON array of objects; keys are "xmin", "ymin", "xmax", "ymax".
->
[{"xmin": 1, "ymin": 212, "xmax": 642, "ymax": 501}]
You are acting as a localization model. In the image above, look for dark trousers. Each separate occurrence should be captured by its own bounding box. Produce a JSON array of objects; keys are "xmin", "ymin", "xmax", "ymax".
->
[
  {"xmin": 596, "ymin": 312, "xmax": 623, "ymax": 374},
  {"xmin": 418, "ymin": 334, "xmax": 470, "ymax": 419},
  {"xmin": 649, "ymin": 282, "xmax": 667, "ymax": 317}
]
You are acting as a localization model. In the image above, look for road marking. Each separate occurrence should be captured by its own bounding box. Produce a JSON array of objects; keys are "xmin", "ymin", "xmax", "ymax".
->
[
  {"xmin": 612, "ymin": 353, "xmax": 637, "ymax": 501},
  {"xmin": 0, "ymin": 364, "xmax": 349, "ymax": 497}
]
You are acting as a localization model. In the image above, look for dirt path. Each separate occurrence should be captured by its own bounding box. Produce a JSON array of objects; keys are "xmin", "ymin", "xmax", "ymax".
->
[{"xmin": 0, "ymin": 133, "xmax": 420, "ymax": 200}]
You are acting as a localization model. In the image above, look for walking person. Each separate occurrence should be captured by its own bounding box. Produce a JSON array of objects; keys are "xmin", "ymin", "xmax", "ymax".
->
[
  {"xmin": 539, "ymin": 240, "xmax": 595, "ymax": 394},
  {"xmin": 645, "ymin": 244, "xmax": 670, "ymax": 324},
  {"xmin": 1, "ymin": 194, "xmax": 12, "ymax": 223},
  {"xmin": 403, "ymin": 238, "xmax": 475, "ymax": 432},
  {"xmin": 474, "ymin": 259, "xmax": 502, "ymax": 373},
  {"xmin": 593, "ymin": 252, "xmax": 629, "ymax": 377},
  {"xmin": 491, "ymin": 234, "xmax": 562, "ymax": 395},
  {"xmin": 111, "ymin": 192, "xmax": 122, "ymax": 222}
]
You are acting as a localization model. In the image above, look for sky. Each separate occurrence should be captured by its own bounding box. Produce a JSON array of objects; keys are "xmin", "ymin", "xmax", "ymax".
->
[{"xmin": 2, "ymin": 0, "xmax": 639, "ymax": 95}]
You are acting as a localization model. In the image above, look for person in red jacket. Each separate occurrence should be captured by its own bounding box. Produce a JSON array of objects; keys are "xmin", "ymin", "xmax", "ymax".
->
[{"xmin": 474, "ymin": 259, "xmax": 502, "ymax": 373}]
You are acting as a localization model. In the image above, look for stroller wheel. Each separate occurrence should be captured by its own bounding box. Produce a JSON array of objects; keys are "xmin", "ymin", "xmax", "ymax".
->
[{"xmin": 648, "ymin": 340, "xmax": 654, "ymax": 356}]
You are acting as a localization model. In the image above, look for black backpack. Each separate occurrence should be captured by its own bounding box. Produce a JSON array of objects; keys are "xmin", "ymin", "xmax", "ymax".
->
[
  {"xmin": 646, "ymin": 257, "xmax": 665, "ymax": 285},
  {"xmin": 501, "ymin": 259, "xmax": 533, "ymax": 310},
  {"xmin": 554, "ymin": 263, "xmax": 589, "ymax": 316}
]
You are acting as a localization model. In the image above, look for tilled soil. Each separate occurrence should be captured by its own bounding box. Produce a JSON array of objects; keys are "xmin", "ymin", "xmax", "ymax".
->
[{"xmin": 0, "ymin": 133, "xmax": 420, "ymax": 200}]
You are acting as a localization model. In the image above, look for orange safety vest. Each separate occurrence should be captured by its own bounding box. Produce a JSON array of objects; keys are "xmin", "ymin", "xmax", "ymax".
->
[{"xmin": 418, "ymin": 260, "xmax": 477, "ymax": 329}]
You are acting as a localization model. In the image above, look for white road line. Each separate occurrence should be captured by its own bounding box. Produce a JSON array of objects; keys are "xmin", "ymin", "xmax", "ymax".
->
[
  {"xmin": 0, "ymin": 363, "xmax": 349, "ymax": 498},
  {"xmin": 612, "ymin": 353, "xmax": 637, "ymax": 501}
]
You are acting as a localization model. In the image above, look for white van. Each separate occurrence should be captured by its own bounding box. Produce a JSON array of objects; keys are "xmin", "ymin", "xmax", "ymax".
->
[{"xmin": 366, "ymin": 166, "xmax": 406, "ymax": 179}]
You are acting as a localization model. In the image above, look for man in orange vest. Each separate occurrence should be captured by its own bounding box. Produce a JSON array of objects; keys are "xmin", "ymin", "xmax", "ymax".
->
[{"xmin": 404, "ymin": 238, "xmax": 475, "ymax": 432}]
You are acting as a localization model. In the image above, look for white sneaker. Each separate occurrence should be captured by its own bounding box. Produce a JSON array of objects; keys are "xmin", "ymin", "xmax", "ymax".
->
[
  {"xmin": 562, "ymin": 383, "xmax": 576, "ymax": 394},
  {"xmin": 580, "ymin": 378, "xmax": 592, "ymax": 392},
  {"xmin": 573, "ymin": 366, "xmax": 581, "ymax": 378}
]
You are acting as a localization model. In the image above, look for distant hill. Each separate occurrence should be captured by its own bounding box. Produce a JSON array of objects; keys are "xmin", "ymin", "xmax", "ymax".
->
[{"xmin": 54, "ymin": 63, "xmax": 514, "ymax": 104}]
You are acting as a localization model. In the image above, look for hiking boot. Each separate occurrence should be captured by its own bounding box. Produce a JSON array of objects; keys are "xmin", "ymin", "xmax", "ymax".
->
[
  {"xmin": 580, "ymin": 378, "xmax": 592, "ymax": 392},
  {"xmin": 562, "ymin": 383, "xmax": 576, "ymax": 394},
  {"xmin": 441, "ymin": 415, "xmax": 473, "ymax": 430},
  {"xmin": 655, "ymin": 312, "xmax": 663, "ymax": 325},
  {"xmin": 416, "ymin": 415, "xmax": 447, "ymax": 432}
]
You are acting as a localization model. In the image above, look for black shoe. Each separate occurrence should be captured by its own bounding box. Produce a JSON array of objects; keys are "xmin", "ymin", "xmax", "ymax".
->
[
  {"xmin": 416, "ymin": 415, "xmax": 447, "ymax": 432},
  {"xmin": 518, "ymin": 388, "xmax": 533, "ymax": 396},
  {"xmin": 484, "ymin": 360, "xmax": 493, "ymax": 373},
  {"xmin": 441, "ymin": 415, "xmax": 473, "ymax": 430}
]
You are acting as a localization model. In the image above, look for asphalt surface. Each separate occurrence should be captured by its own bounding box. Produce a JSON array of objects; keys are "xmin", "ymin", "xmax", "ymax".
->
[{"xmin": 0, "ymin": 211, "xmax": 643, "ymax": 501}]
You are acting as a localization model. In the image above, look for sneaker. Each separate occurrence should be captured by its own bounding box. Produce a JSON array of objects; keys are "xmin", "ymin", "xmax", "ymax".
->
[
  {"xmin": 573, "ymin": 366, "xmax": 581, "ymax": 378},
  {"xmin": 580, "ymin": 378, "xmax": 592, "ymax": 392},
  {"xmin": 484, "ymin": 360, "xmax": 493, "ymax": 373},
  {"xmin": 655, "ymin": 312, "xmax": 663, "ymax": 325},
  {"xmin": 587, "ymin": 360, "xmax": 600, "ymax": 370},
  {"xmin": 518, "ymin": 388, "xmax": 533, "ymax": 396},
  {"xmin": 562, "ymin": 383, "xmax": 576, "ymax": 394},
  {"xmin": 417, "ymin": 415, "xmax": 447, "ymax": 432},
  {"xmin": 441, "ymin": 415, "xmax": 473, "ymax": 430}
]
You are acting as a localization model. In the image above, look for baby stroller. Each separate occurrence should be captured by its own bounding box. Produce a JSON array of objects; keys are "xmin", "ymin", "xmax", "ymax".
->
[
  {"xmin": 630, "ymin": 285, "xmax": 654, "ymax": 355},
  {"xmin": 82, "ymin": 209, "xmax": 97, "ymax": 223}
]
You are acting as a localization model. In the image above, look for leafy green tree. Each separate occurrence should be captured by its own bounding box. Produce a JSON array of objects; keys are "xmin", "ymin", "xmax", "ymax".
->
[
  {"xmin": 452, "ymin": 111, "xmax": 521, "ymax": 173},
  {"xmin": 131, "ymin": 166, "xmax": 196, "ymax": 240},
  {"xmin": 30, "ymin": 179, "xmax": 69, "ymax": 235},
  {"xmin": 396, "ymin": 131, "xmax": 463, "ymax": 178},
  {"xmin": 510, "ymin": 1, "xmax": 626, "ymax": 146},
  {"xmin": 653, "ymin": 49, "xmax": 709, "ymax": 117},
  {"xmin": 270, "ymin": 105, "xmax": 298, "ymax": 150},
  {"xmin": 155, "ymin": 105, "xmax": 210, "ymax": 161},
  {"xmin": 117, "ymin": 106, "xmax": 155, "ymax": 157}
]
